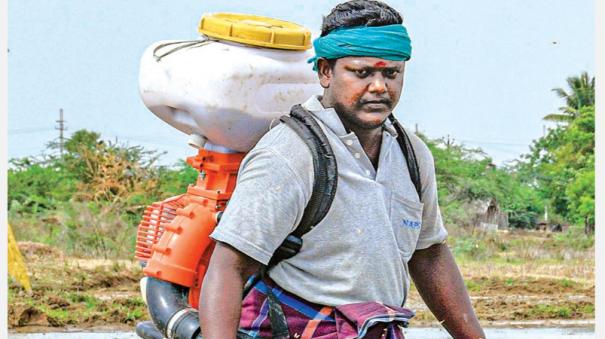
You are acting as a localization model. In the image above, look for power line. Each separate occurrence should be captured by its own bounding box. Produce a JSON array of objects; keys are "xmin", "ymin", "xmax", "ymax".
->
[
  {"xmin": 457, "ymin": 139, "xmax": 528, "ymax": 147},
  {"xmin": 413, "ymin": 123, "xmax": 530, "ymax": 147},
  {"xmin": 8, "ymin": 127, "xmax": 51, "ymax": 134}
]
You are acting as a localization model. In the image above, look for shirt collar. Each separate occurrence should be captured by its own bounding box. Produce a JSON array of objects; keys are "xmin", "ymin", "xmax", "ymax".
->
[{"xmin": 300, "ymin": 95, "xmax": 398, "ymax": 138}]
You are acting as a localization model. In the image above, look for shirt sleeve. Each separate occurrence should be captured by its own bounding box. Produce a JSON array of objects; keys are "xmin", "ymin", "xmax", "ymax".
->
[
  {"xmin": 210, "ymin": 146, "xmax": 310, "ymax": 265},
  {"xmin": 416, "ymin": 149, "xmax": 448, "ymax": 250}
]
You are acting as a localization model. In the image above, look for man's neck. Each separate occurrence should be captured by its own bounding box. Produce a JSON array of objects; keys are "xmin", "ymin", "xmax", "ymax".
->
[{"xmin": 343, "ymin": 121, "xmax": 383, "ymax": 169}]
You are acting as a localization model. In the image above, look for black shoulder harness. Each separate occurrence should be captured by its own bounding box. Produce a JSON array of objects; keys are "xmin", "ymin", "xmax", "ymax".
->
[{"xmin": 268, "ymin": 104, "xmax": 338, "ymax": 267}]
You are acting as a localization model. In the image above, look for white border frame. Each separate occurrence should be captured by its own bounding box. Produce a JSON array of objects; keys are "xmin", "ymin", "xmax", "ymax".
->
[{"xmin": 1, "ymin": 0, "xmax": 9, "ymax": 335}]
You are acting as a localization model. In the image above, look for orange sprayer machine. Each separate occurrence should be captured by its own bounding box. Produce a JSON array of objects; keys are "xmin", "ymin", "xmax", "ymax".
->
[{"xmin": 134, "ymin": 13, "xmax": 320, "ymax": 339}]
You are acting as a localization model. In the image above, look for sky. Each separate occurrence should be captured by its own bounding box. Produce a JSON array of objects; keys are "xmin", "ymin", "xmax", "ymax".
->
[{"xmin": 7, "ymin": 0, "xmax": 594, "ymax": 166}]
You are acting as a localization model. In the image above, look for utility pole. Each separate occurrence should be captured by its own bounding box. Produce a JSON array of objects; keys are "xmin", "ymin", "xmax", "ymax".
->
[
  {"xmin": 415, "ymin": 123, "xmax": 418, "ymax": 134},
  {"xmin": 446, "ymin": 134, "xmax": 451, "ymax": 150},
  {"xmin": 55, "ymin": 108, "xmax": 67, "ymax": 155}
]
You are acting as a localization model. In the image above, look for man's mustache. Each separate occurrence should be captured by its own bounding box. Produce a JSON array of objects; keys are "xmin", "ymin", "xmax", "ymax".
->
[{"xmin": 357, "ymin": 98, "xmax": 393, "ymax": 108}]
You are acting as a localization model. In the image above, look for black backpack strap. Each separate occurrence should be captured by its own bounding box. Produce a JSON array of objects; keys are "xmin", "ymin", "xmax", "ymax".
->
[
  {"xmin": 267, "ymin": 104, "xmax": 338, "ymax": 268},
  {"xmin": 262, "ymin": 267, "xmax": 290, "ymax": 339},
  {"xmin": 237, "ymin": 267, "xmax": 290, "ymax": 339},
  {"xmin": 388, "ymin": 114, "xmax": 422, "ymax": 201}
]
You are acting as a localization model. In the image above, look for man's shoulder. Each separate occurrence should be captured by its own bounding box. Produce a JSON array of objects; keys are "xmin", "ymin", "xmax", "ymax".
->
[
  {"xmin": 246, "ymin": 121, "xmax": 314, "ymax": 173},
  {"xmin": 254, "ymin": 121, "xmax": 311, "ymax": 152}
]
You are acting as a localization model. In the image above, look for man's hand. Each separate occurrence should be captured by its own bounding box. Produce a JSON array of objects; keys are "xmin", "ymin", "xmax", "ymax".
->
[
  {"xmin": 408, "ymin": 242, "xmax": 485, "ymax": 339},
  {"xmin": 199, "ymin": 241, "xmax": 261, "ymax": 339}
]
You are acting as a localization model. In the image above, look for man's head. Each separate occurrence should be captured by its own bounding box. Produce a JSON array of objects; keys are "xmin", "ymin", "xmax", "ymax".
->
[
  {"xmin": 313, "ymin": 0, "xmax": 408, "ymax": 131},
  {"xmin": 320, "ymin": 0, "xmax": 403, "ymax": 38}
]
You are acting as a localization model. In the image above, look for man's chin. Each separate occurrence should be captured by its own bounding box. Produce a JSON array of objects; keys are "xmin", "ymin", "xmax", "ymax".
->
[
  {"xmin": 333, "ymin": 103, "xmax": 389, "ymax": 130},
  {"xmin": 354, "ymin": 116, "xmax": 388, "ymax": 130}
]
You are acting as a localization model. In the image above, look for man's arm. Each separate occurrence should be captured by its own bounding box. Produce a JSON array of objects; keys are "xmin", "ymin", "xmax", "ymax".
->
[
  {"xmin": 199, "ymin": 241, "xmax": 261, "ymax": 339},
  {"xmin": 408, "ymin": 242, "xmax": 485, "ymax": 339}
]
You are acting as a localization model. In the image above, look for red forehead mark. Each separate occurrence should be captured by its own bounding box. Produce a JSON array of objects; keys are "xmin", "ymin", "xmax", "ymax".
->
[{"xmin": 374, "ymin": 61, "xmax": 387, "ymax": 67}]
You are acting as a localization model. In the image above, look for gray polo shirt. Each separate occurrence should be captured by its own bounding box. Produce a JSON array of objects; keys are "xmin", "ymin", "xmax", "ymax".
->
[{"xmin": 210, "ymin": 95, "xmax": 447, "ymax": 307}]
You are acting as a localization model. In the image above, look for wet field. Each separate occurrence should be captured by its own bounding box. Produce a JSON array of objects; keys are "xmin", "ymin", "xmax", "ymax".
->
[{"xmin": 9, "ymin": 327, "xmax": 596, "ymax": 338}]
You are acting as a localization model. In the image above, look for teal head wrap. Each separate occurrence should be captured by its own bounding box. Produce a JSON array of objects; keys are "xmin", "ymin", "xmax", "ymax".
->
[{"xmin": 308, "ymin": 24, "xmax": 412, "ymax": 71}]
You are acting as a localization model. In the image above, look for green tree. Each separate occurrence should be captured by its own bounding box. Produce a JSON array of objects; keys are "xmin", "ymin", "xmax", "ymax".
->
[
  {"xmin": 518, "ymin": 103, "xmax": 594, "ymax": 233},
  {"xmin": 422, "ymin": 135, "xmax": 542, "ymax": 229},
  {"xmin": 543, "ymin": 72, "xmax": 594, "ymax": 123},
  {"xmin": 8, "ymin": 129, "xmax": 202, "ymax": 257},
  {"xmin": 7, "ymin": 160, "xmax": 77, "ymax": 213}
]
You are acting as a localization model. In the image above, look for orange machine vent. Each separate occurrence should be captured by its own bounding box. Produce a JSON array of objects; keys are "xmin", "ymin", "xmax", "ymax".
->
[{"xmin": 135, "ymin": 195, "xmax": 186, "ymax": 263}]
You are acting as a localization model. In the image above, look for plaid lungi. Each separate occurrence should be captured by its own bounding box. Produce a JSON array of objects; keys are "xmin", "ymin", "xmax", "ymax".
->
[{"xmin": 238, "ymin": 278, "xmax": 415, "ymax": 339}]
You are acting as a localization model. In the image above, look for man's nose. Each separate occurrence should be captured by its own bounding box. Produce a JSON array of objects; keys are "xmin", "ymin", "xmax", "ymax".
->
[{"xmin": 368, "ymin": 75, "xmax": 387, "ymax": 94}]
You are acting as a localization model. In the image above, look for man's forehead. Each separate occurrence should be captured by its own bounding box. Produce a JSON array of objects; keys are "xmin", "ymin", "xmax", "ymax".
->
[{"xmin": 338, "ymin": 57, "xmax": 405, "ymax": 68}]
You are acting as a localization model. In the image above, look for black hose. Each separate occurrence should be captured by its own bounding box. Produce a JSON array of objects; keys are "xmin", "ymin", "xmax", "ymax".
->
[
  {"xmin": 144, "ymin": 277, "xmax": 202, "ymax": 339},
  {"xmin": 135, "ymin": 321, "xmax": 164, "ymax": 339},
  {"xmin": 173, "ymin": 311, "xmax": 203, "ymax": 339},
  {"xmin": 141, "ymin": 274, "xmax": 266, "ymax": 339}
]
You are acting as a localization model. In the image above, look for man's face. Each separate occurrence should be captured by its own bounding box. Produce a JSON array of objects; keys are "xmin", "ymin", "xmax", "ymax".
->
[{"xmin": 318, "ymin": 57, "xmax": 405, "ymax": 131}]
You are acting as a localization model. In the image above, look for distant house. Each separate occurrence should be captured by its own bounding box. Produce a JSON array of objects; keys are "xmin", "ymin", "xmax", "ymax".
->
[
  {"xmin": 536, "ymin": 221, "xmax": 549, "ymax": 231},
  {"xmin": 549, "ymin": 223, "xmax": 567, "ymax": 232},
  {"xmin": 469, "ymin": 198, "xmax": 509, "ymax": 232},
  {"xmin": 537, "ymin": 221, "xmax": 569, "ymax": 233}
]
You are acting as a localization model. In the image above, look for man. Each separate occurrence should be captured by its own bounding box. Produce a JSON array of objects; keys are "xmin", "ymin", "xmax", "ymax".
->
[{"xmin": 200, "ymin": 1, "xmax": 485, "ymax": 338}]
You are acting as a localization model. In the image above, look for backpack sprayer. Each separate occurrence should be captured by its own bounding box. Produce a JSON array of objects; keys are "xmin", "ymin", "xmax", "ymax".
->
[{"xmin": 133, "ymin": 13, "xmax": 320, "ymax": 339}]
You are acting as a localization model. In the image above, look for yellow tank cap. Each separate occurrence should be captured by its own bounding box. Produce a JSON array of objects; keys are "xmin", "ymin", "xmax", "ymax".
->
[{"xmin": 199, "ymin": 13, "xmax": 311, "ymax": 50}]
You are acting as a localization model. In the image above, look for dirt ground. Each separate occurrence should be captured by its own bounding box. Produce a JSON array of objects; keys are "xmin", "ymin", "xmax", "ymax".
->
[
  {"xmin": 407, "ymin": 275, "xmax": 594, "ymax": 326},
  {"xmin": 8, "ymin": 240, "xmax": 595, "ymax": 332},
  {"xmin": 9, "ymin": 242, "xmax": 144, "ymax": 331}
]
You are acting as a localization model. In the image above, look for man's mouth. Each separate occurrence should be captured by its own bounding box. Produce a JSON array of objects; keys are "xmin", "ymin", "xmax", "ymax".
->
[{"xmin": 359, "ymin": 100, "xmax": 392, "ymax": 109}]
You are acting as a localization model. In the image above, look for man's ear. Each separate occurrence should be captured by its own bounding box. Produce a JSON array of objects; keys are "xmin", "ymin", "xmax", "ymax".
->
[{"xmin": 317, "ymin": 58, "xmax": 332, "ymax": 89}]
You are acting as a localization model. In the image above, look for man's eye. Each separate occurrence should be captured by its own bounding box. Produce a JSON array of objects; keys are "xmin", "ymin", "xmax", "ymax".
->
[
  {"xmin": 355, "ymin": 69, "xmax": 369, "ymax": 78},
  {"xmin": 384, "ymin": 69, "xmax": 399, "ymax": 78}
]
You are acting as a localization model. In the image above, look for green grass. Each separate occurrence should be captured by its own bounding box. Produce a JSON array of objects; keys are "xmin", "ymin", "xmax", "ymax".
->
[
  {"xmin": 464, "ymin": 279, "xmax": 482, "ymax": 292},
  {"xmin": 553, "ymin": 226, "xmax": 594, "ymax": 250},
  {"xmin": 526, "ymin": 302, "xmax": 594, "ymax": 319},
  {"xmin": 559, "ymin": 278, "xmax": 576, "ymax": 288},
  {"xmin": 529, "ymin": 304, "xmax": 571, "ymax": 318},
  {"xmin": 66, "ymin": 292, "xmax": 100, "ymax": 309},
  {"xmin": 10, "ymin": 291, "xmax": 147, "ymax": 326}
]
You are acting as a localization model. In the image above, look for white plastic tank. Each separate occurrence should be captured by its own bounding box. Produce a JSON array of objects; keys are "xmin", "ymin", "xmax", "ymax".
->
[{"xmin": 138, "ymin": 13, "xmax": 322, "ymax": 152}]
